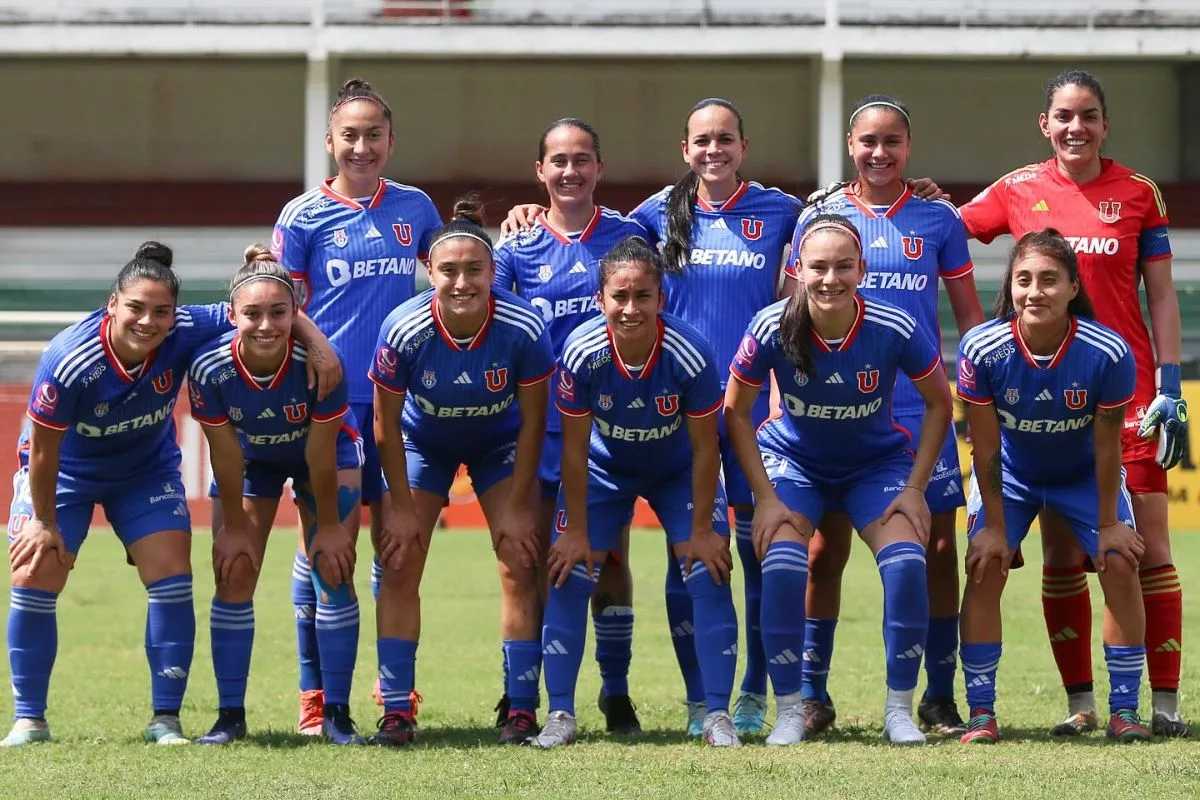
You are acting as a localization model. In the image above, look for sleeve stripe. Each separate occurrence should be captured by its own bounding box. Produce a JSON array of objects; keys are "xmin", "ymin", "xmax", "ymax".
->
[
  {"xmin": 556, "ymin": 403, "xmax": 592, "ymax": 417},
  {"xmin": 1130, "ymin": 173, "xmax": 1167, "ymax": 217},
  {"xmin": 311, "ymin": 406, "xmax": 349, "ymax": 423},
  {"xmin": 941, "ymin": 261, "xmax": 974, "ymax": 280},
  {"xmin": 193, "ymin": 414, "xmax": 230, "ymax": 427},
  {"xmin": 26, "ymin": 410, "xmax": 69, "ymax": 431},
  {"xmin": 685, "ymin": 398, "xmax": 722, "ymax": 418},
  {"xmin": 1097, "ymin": 392, "xmax": 1136, "ymax": 410},
  {"xmin": 1142, "ymin": 252, "xmax": 1172, "ymax": 264},
  {"xmin": 368, "ymin": 374, "xmax": 407, "ymax": 396},
  {"xmin": 729, "ymin": 366, "xmax": 763, "ymax": 388},
  {"xmin": 909, "ymin": 357, "xmax": 942, "ymax": 382},
  {"xmin": 518, "ymin": 366, "xmax": 555, "ymax": 387}
]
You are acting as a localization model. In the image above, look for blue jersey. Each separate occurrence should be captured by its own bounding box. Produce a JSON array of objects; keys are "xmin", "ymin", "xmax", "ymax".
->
[
  {"xmin": 630, "ymin": 181, "xmax": 803, "ymax": 386},
  {"xmin": 555, "ymin": 313, "xmax": 722, "ymax": 481},
  {"xmin": 790, "ymin": 187, "xmax": 973, "ymax": 418},
  {"xmin": 493, "ymin": 207, "xmax": 648, "ymax": 433},
  {"xmin": 369, "ymin": 287, "xmax": 555, "ymax": 450},
  {"xmin": 22, "ymin": 305, "xmax": 229, "ymax": 482},
  {"xmin": 957, "ymin": 314, "xmax": 1136, "ymax": 485},
  {"xmin": 732, "ymin": 295, "xmax": 942, "ymax": 480},
  {"xmin": 188, "ymin": 331, "xmax": 356, "ymax": 464},
  {"xmin": 272, "ymin": 178, "xmax": 444, "ymax": 403}
]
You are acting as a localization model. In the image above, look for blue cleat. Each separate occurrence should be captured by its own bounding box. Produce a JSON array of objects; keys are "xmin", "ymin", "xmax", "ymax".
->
[
  {"xmin": 0, "ymin": 718, "xmax": 50, "ymax": 747},
  {"xmin": 194, "ymin": 710, "xmax": 247, "ymax": 745},
  {"xmin": 323, "ymin": 704, "xmax": 365, "ymax": 745},
  {"xmin": 732, "ymin": 691, "xmax": 768, "ymax": 736},
  {"xmin": 686, "ymin": 700, "xmax": 706, "ymax": 737},
  {"xmin": 145, "ymin": 714, "xmax": 189, "ymax": 745}
]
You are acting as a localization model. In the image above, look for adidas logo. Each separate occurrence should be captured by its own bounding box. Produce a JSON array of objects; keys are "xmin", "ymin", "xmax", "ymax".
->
[
  {"xmin": 627, "ymin": 397, "xmax": 646, "ymax": 409},
  {"xmin": 710, "ymin": 218, "xmax": 728, "ymax": 230},
  {"xmin": 721, "ymin": 644, "xmax": 739, "ymax": 656},
  {"xmin": 544, "ymin": 640, "xmax": 568, "ymax": 655},
  {"xmin": 1113, "ymin": 683, "xmax": 1131, "ymax": 694},
  {"xmin": 869, "ymin": 236, "xmax": 888, "ymax": 249},
  {"xmin": 966, "ymin": 675, "xmax": 992, "ymax": 688},
  {"xmin": 453, "ymin": 372, "xmax": 472, "ymax": 385},
  {"xmin": 1032, "ymin": 199, "xmax": 1050, "ymax": 212},
  {"xmin": 803, "ymin": 648, "xmax": 821, "ymax": 664},
  {"xmin": 1036, "ymin": 388, "xmax": 1054, "ymax": 401},
  {"xmin": 897, "ymin": 645, "xmax": 924, "ymax": 660},
  {"xmin": 157, "ymin": 666, "xmax": 189, "ymax": 680},
  {"xmin": 1156, "ymin": 639, "xmax": 1182, "ymax": 653},
  {"xmin": 769, "ymin": 649, "xmax": 801, "ymax": 665},
  {"xmin": 938, "ymin": 654, "xmax": 956, "ymax": 666},
  {"xmin": 825, "ymin": 372, "xmax": 844, "ymax": 384},
  {"xmin": 569, "ymin": 261, "xmax": 588, "ymax": 274},
  {"xmin": 943, "ymin": 480, "xmax": 960, "ymax": 497},
  {"xmin": 258, "ymin": 408, "xmax": 276, "ymax": 419},
  {"xmin": 365, "ymin": 223, "xmax": 383, "ymax": 239},
  {"xmin": 1050, "ymin": 627, "xmax": 1079, "ymax": 642},
  {"xmin": 379, "ymin": 665, "xmax": 396, "ymax": 680},
  {"xmin": 672, "ymin": 621, "xmax": 696, "ymax": 638},
  {"xmin": 516, "ymin": 668, "xmax": 540, "ymax": 681}
]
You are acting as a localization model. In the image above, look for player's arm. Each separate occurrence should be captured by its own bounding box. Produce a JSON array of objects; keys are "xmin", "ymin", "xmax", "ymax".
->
[
  {"xmin": 1137, "ymin": 256, "xmax": 1189, "ymax": 470},
  {"xmin": 511, "ymin": 378, "xmax": 549, "ymax": 510},
  {"xmin": 551, "ymin": 397, "xmax": 596, "ymax": 587},
  {"xmin": 1144, "ymin": 257, "xmax": 1182, "ymax": 368},
  {"xmin": 372, "ymin": 383, "xmax": 422, "ymax": 566},
  {"xmin": 291, "ymin": 313, "xmax": 341, "ymax": 401},
  {"xmin": 198, "ymin": 420, "xmax": 262, "ymax": 581},
  {"xmin": 684, "ymin": 409, "xmax": 721, "ymax": 539},
  {"xmin": 908, "ymin": 364, "xmax": 954, "ymax": 495},
  {"xmin": 1094, "ymin": 399, "xmax": 1143, "ymax": 570},
  {"xmin": 304, "ymin": 417, "xmax": 354, "ymax": 586},
  {"xmin": 944, "ymin": 274, "xmax": 986, "ymax": 337},
  {"xmin": 8, "ymin": 421, "xmax": 69, "ymax": 574}
]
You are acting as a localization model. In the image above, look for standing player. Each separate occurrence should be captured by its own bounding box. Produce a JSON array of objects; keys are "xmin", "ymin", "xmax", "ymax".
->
[
  {"xmin": 533, "ymin": 236, "xmax": 740, "ymax": 748},
  {"xmin": 787, "ymin": 95, "xmax": 984, "ymax": 737},
  {"xmin": 493, "ymin": 118, "xmax": 650, "ymax": 734},
  {"xmin": 272, "ymin": 78, "xmax": 443, "ymax": 730},
  {"xmin": 956, "ymin": 228, "xmax": 1148, "ymax": 743},
  {"xmin": 368, "ymin": 200, "xmax": 554, "ymax": 746},
  {"xmin": 3, "ymin": 242, "xmax": 339, "ymax": 747},
  {"xmin": 189, "ymin": 246, "xmax": 365, "ymax": 746},
  {"xmin": 959, "ymin": 70, "xmax": 1189, "ymax": 737},
  {"xmin": 726, "ymin": 215, "xmax": 953, "ymax": 745}
]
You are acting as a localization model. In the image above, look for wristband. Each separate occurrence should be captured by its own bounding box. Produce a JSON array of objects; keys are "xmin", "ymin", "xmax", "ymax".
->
[{"xmin": 1157, "ymin": 363, "xmax": 1182, "ymax": 396}]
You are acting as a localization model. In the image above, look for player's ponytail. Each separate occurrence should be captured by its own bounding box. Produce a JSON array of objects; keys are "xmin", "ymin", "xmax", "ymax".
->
[
  {"xmin": 429, "ymin": 193, "xmax": 494, "ymax": 261},
  {"xmin": 779, "ymin": 286, "xmax": 815, "ymax": 377},
  {"xmin": 994, "ymin": 228, "xmax": 1095, "ymax": 320},
  {"xmin": 112, "ymin": 240, "xmax": 180, "ymax": 300},
  {"xmin": 229, "ymin": 244, "xmax": 297, "ymax": 305}
]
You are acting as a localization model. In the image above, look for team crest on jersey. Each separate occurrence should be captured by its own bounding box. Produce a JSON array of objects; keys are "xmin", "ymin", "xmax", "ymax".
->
[
  {"xmin": 557, "ymin": 369, "xmax": 575, "ymax": 402},
  {"xmin": 333, "ymin": 229, "xmax": 348, "ymax": 248},
  {"xmin": 422, "ymin": 370, "xmax": 437, "ymax": 389},
  {"xmin": 598, "ymin": 394, "xmax": 613, "ymax": 411},
  {"xmin": 152, "ymin": 370, "xmax": 174, "ymax": 395},
  {"xmin": 741, "ymin": 219, "xmax": 763, "ymax": 241},
  {"xmin": 32, "ymin": 382, "xmax": 58, "ymax": 416},
  {"xmin": 93, "ymin": 402, "xmax": 110, "ymax": 417},
  {"xmin": 958, "ymin": 357, "xmax": 976, "ymax": 391},
  {"xmin": 229, "ymin": 406, "xmax": 243, "ymax": 422},
  {"xmin": 794, "ymin": 369, "xmax": 809, "ymax": 387},
  {"xmin": 283, "ymin": 402, "xmax": 307, "ymax": 423},
  {"xmin": 484, "ymin": 368, "xmax": 509, "ymax": 393},
  {"xmin": 655, "ymin": 394, "xmax": 680, "ymax": 416},
  {"xmin": 901, "ymin": 236, "xmax": 924, "ymax": 261},
  {"xmin": 188, "ymin": 381, "xmax": 205, "ymax": 410},
  {"xmin": 734, "ymin": 335, "xmax": 758, "ymax": 370},
  {"xmin": 376, "ymin": 346, "xmax": 398, "ymax": 379},
  {"xmin": 1004, "ymin": 388, "xmax": 1020, "ymax": 405},
  {"xmin": 1098, "ymin": 200, "xmax": 1121, "ymax": 224},
  {"xmin": 856, "ymin": 367, "xmax": 880, "ymax": 394},
  {"xmin": 393, "ymin": 223, "xmax": 413, "ymax": 246},
  {"xmin": 1064, "ymin": 387, "xmax": 1088, "ymax": 410},
  {"xmin": 537, "ymin": 264, "xmax": 554, "ymax": 283}
]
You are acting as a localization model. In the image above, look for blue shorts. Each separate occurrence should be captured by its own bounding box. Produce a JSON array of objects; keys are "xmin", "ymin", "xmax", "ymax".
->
[
  {"xmin": 539, "ymin": 429, "xmax": 563, "ymax": 499},
  {"xmin": 208, "ymin": 429, "xmax": 364, "ymax": 499},
  {"xmin": 966, "ymin": 469, "xmax": 1136, "ymax": 559},
  {"xmin": 8, "ymin": 465, "xmax": 191, "ymax": 554},
  {"xmin": 351, "ymin": 401, "xmax": 383, "ymax": 504},
  {"xmin": 764, "ymin": 448, "xmax": 913, "ymax": 533},
  {"xmin": 719, "ymin": 388, "xmax": 770, "ymax": 509},
  {"xmin": 395, "ymin": 436, "xmax": 517, "ymax": 499},
  {"xmin": 895, "ymin": 412, "xmax": 965, "ymax": 514},
  {"xmin": 552, "ymin": 466, "xmax": 730, "ymax": 552}
]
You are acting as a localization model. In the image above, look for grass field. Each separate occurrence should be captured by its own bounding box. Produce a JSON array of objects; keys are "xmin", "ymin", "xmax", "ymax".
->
[{"xmin": 1, "ymin": 528, "xmax": 1198, "ymax": 799}]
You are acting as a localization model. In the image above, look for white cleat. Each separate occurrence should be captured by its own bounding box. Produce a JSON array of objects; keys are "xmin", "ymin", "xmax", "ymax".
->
[
  {"xmin": 1, "ymin": 718, "xmax": 50, "ymax": 747},
  {"xmin": 529, "ymin": 710, "xmax": 577, "ymax": 749},
  {"xmin": 702, "ymin": 710, "xmax": 742, "ymax": 747},
  {"xmin": 765, "ymin": 693, "xmax": 806, "ymax": 746},
  {"xmin": 145, "ymin": 714, "xmax": 189, "ymax": 746},
  {"xmin": 883, "ymin": 708, "xmax": 927, "ymax": 745}
]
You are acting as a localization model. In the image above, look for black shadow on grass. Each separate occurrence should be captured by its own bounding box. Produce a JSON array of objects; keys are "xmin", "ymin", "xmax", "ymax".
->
[
  {"xmin": 802, "ymin": 724, "xmax": 1164, "ymax": 748},
  {"xmin": 232, "ymin": 726, "xmax": 710, "ymax": 749}
]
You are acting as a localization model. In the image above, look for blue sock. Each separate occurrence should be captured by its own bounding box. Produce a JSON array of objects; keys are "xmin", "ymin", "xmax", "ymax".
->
[
  {"xmin": 209, "ymin": 599, "xmax": 254, "ymax": 709},
  {"xmin": 501, "ymin": 645, "xmax": 509, "ymax": 696},
  {"xmin": 505, "ymin": 640, "xmax": 542, "ymax": 714},
  {"xmin": 876, "ymin": 542, "xmax": 929, "ymax": 692},
  {"xmin": 371, "ymin": 555, "xmax": 383, "ymax": 603},
  {"xmin": 1104, "ymin": 643, "xmax": 1145, "ymax": 713},
  {"xmin": 593, "ymin": 605, "xmax": 634, "ymax": 697},
  {"xmin": 760, "ymin": 541, "xmax": 808, "ymax": 697},
  {"xmin": 801, "ymin": 618, "xmax": 838, "ymax": 701},
  {"xmin": 681, "ymin": 559, "xmax": 738, "ymax": 713},
  {"xmin": 315, "ymin": 597, "xmax": 359, "ymax": 707},
  {"xmin": 924, "ymin": 615, "xmax": 959, "ymax": 701},
  {"xmin": 291, "ymin": 551, "xmax": 321, "ymax": 692},
  {"xmin": 665, "ymin": 552, "xmax": 704, "ymax": 703},
  {"xmin": 8, "ymin": 588, "xmax": 58, "ymax": 720},
  {"xmin": 961, "ymin": 641, "xmax": 1002, "ymax": 711},
  {"xmin": 734, "ymin": 515, "xmax": 768, "ymax": 696},
  {"xmin": 377, "ymin": 637, "xmax": 417, "ymax": 714},
  {"xmin": 145, "ymin": 575, "xmax": 195, "ymax": 714},
  {"xmin": 542, "ymin": 563, "xmax": 596, "ymax": 716}
]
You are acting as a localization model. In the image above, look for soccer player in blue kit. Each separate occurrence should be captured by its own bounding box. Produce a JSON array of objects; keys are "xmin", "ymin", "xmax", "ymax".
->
[
  {"xmin": 188, "ymin": 246, "xmax": 365, "ymax": 746},
  {"xmin": 368, "ymin": 200, "xmax": 555, "ymax": 746},
  {"xmin": 3, "ymin": 242, "xmax": 339, "ymax": 747},
  {"xmin": 493, "ymin": 118, "xmax": 649, "ymax": 734},
  {"xmin": 532, "ymin": 236, "xmax": 740, "ymax": 749},
  {"xmin": 956, "ymin": 229, "xmax": 1150, "ymax": 743},
  {"xmin": 725, "ymin": 215, "xmax": 953, "ymax": 745},
  {"xmin": 788, "ymin": 95, "xmax": 984, "ymax": 737},
  {"xmin": 272, "ymin": 78, "xmax": 442, "ymax": 729}
]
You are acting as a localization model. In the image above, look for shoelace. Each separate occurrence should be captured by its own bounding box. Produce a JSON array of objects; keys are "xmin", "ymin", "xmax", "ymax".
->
[
  {"xmin": 966, "ymin": 712, "xmax": 995, "ymax": 732},
  {"xmin": 505, "ymin": 712, "xmax": 538, "ymax": 734},
  {"xmin": 377, "ymin": 711, "xmax": 412, "ymax": 732},
  {"xmin": 1113, "ymin": 709, "xmax": 1143, "ymax": 729}
]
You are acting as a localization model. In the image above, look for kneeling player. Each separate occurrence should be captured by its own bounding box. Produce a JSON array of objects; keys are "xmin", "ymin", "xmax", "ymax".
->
[{"xmin": 957, "ymin": 229, "xmax": 1149, "ymax": 743}]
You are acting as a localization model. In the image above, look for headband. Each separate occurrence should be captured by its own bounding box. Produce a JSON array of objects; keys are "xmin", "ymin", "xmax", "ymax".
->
[
  {"xmin": 797, "ymin": 221, "xmax": 863, "ymax": 255},
  {"xmin": 430, "ymin": 230, "xmax": 493, "ymax": 255},
  {"xmin": 848, "ymin": 101, "xmax": 911, "ymax": 128},
  {"xmin": 230, "ymin": 273, "xmax": 297, "ymax": 301},
  {"xmin": 328, "ymin": 94, "xmax": 387, "ymax": 121}
]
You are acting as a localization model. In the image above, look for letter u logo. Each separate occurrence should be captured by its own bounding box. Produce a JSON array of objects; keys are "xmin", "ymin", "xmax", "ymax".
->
[
  {"xmin": 283, "ymin": 403, "xmax": 308, "ymax": 423},
  {"xmin": 741, "ymin": 219, "xmax": 763, "ymax": 241},
  {"xmin": 1063, "ymin": 389, "xmax": 1088, "ymax": 410},
  {"xmin": 485, "ymin": 368, "xmax": 508, "ymax": 393},
  {"xmin": 393, "ymin": 224, "xmax": 413, "ymax": 246},
  {"xmin": 655, "ymin": 394, "xmax": 679, "ymax": 416},
  {"xmin": 901, "ymin": 236, "xmax": 924, "ymax": 260},
  {"xmin": 856, "ymin": 369, "xmax": 879, "ymax": 394},
  {"xmin": 152, "ymin": 370, "xmax": 174, "ymax": 394}
]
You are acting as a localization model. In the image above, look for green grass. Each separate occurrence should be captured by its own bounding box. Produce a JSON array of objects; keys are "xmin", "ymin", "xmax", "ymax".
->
[{"xmin": 1, "ymin": 529, "xmax": 1198, "ymax": 799}]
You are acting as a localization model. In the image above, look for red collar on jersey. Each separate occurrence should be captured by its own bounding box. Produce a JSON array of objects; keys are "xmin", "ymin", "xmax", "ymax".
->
[
  {"xmin": 1011, "ymin": 314, "xmax": 1077, "ymax": 369},
  {"xmin": 607, "ymin": 317, "xmax": 665, "ymax": 380},
  {"xmin": 320, "ymin": 177, "xmax": 387, "ymax": 210},
  {"xmin": 697, "ymin": 181, "xmax": 749, "ymax": 212},
  {"xmin": 810, "ymin": 294, "xmax": 866, "ymax": 352},
  {"xmin": 231, "ymin": 334, "xmax": 294, "ymax": 390},
  {"xmin": 100, "ymin": 314, "xmax": 160, "ymax": 384},
  {"xmin": 845, "ymin": 184, "xmax": 914, "ymax": 219},
  {"xmin": 431, "ymin": 294, "xmax": 495, "ymax": 351},
  {"xmin": 536, "ymin": 206, "xmax": 603, "ymax": 245}
]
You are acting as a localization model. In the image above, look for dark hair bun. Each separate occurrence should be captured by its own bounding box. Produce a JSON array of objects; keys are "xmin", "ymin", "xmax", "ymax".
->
[
  {"xmin": 243, "ymin": 243, "xmax": 274, "ymax": 264},
  {"xmin": 135, "ymin": 240, "xmax": 174, "ymax": 269},
  {"xmin": 338, "ymin": 78, "xmax": 373, "ymax": 99},
  {"xmin": 451, "ymin": 194, "xmax": 485, "ymax": 227}
]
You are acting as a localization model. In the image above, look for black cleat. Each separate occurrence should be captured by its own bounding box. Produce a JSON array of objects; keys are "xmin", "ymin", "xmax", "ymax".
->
[
  {"xmin": 497, "ymin": 710, "xmax": 538, "ymax": 745},
  {"xmin": 598, "ymin": 691, "xmax": 642, "ymax": 735},
  {"xmin": 918, "ymin": 696, "xmax": 967, "ymax": 736}
]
